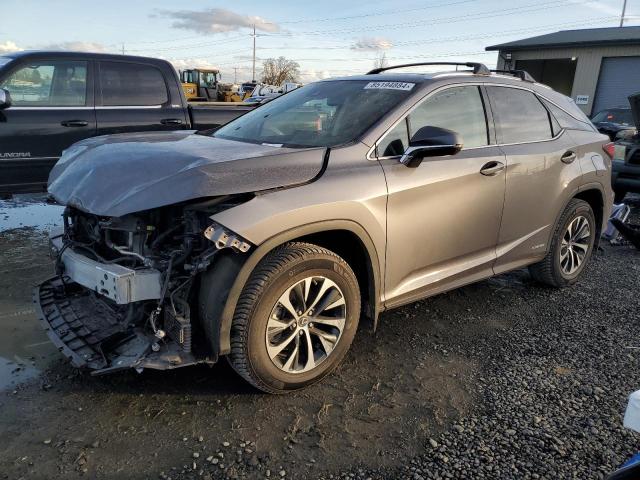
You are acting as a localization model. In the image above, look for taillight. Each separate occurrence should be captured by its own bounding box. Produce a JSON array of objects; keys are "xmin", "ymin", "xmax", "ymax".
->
[{"xmin": 603, "ymin": 142, "xmax": 615, "ymax": 159}]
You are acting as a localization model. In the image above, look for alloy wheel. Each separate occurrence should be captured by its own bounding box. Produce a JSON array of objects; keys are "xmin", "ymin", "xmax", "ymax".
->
[
  {"xmin": 265, "ymin": 276, "xmax": 346, "ymax": 374},
  {"xmin": 560, "ymin": 215, "xmax": 591, "ymax": 276}
]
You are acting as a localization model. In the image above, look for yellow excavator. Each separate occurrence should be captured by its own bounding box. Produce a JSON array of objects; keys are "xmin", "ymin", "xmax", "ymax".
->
[{"xmin": 180, "ymin": 68, "xmax": 244, "ymax": 102}]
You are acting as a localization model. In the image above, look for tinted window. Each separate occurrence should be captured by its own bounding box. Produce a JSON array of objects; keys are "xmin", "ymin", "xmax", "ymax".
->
[
  {"xmin": 408, "ymin": 86, "xmax": 488, "ymax": 148},
  {"xmin": 543, "ymin": 99, "xmax": 595, "ymax": 132},
  {"xmin": 377, "ymin": 119, "xmax": 409, "ymax": 157},
  {"xmin": 215, "ymin": 80, "xmax": 415, "ymax": 148},
  {"xmin": 487, "ymin": 87, "xmax": 552, "ymax": 143},
  {"xmin": 100, "ymin": 61, "xmax": 168, "ymax": 106},
  {"xmin": 591, "ymin": 108, "xmax": 633, "ymax": 125},
  {"xmin": 0, "ymin": 60, "xmax": 87, "ymax": 106}
]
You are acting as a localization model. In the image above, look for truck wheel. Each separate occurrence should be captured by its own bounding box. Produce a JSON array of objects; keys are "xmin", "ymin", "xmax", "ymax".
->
[
  {"xmin": 529, "ymin": 199, "xmax": 596, "ymax": 288},
  {"xmin": 229, "ymin": 242, "xmax": 360, "ymax": 393},
  {"xmin": 614, "ymin": 189, "xmax": 627, "ymax": 203}
]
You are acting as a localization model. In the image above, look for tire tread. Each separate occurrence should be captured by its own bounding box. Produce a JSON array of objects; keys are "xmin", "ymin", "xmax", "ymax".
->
[
  {"xmin": 229, "ymin": 242, "xmax": 358, "ymax": 394},
  {"xmin": 529, "ymin": 198, "xmax": 593, "ymax": 287}
]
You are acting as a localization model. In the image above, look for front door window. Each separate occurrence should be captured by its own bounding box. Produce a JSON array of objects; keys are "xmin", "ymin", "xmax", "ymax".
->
[{"xmin": 1, "ymin": 61, "xmax": 87, "ymax": 106}]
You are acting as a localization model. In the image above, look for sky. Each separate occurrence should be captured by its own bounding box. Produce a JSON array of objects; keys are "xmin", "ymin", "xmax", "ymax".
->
[{"xmin": 2, "ymin": 0, "xmax": 639, "ymax": 83}]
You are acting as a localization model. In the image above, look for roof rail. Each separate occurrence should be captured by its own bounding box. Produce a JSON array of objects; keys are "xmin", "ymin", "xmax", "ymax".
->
[
  {"xmin": 367, "ymin": 62, "xmax": 491, "ymax": 76},
  {"xmin": 491, "ymin": 69, "xmax": 536, "ymax": 83}
]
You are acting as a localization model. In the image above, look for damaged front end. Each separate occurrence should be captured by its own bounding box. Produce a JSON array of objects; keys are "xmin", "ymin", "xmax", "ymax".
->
[{"xmin": 35, "ymin": 196, "xmax": 252, "ymax": 375}]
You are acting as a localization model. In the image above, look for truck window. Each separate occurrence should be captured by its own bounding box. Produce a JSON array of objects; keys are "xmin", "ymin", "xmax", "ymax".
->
[
  {"xmin": 99, "ymin": 61, "xmax": 168, "ymax": 106},
  {"xmin": 0, "ymin": 60, "xmax": 87, "ymax": 106}
]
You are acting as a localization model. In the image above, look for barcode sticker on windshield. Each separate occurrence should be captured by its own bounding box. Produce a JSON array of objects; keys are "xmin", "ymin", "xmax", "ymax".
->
[{"xmin": 364, "ymin": 81, "xmax": 415, "ymax": 91}]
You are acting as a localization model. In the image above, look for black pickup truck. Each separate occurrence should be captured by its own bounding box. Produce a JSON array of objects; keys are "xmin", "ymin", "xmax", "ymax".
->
[{"xmin": 0, "ymin": 51, "xmax": 254, "ymax": 195}]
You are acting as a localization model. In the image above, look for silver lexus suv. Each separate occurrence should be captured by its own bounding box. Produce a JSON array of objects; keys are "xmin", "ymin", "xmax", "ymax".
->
[{"xmin": 37, "ymin": 62, "xmax": 613, "ymax": 393}]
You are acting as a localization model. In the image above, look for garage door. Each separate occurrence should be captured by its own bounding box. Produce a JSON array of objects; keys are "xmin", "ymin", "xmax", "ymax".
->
[{"xmin": 593, "ymin": 56, "xmax": 640, "ymax": 113}]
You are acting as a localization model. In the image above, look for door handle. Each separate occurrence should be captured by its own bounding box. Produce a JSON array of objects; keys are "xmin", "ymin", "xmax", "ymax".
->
[
  {"xmin": 160, "ymin": 118, "xmax": 183, "ymax": 125},
  {"xmin": 480, "ymin": 161, "xmax": 505, "ymax": 176},
  {"xmin": 61, "ymin": 120, "xmax": 89, "ymax": 127},
  {"xmin": 561, "ymin": 151, "xmax": 577, "ymax": 164}
]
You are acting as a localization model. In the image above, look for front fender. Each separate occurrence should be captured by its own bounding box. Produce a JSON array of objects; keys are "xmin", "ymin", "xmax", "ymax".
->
[{"xmin": 200, "ymin": 220, "xmax": 382, "ymax": 356}]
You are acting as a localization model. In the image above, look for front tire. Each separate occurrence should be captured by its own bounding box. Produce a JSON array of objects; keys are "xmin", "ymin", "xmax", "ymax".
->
[
  {"xmin": 229, "ymin": 242, "xmax": 360, "ymax": 394},
  {"xmin": 529, "ymin": 199, "xmax": 596, "ymax": 287}
]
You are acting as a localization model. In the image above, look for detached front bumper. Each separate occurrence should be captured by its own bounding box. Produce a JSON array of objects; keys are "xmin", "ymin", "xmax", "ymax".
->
[{"xmin": 35, "ymin": 277, "xmax": 212, "ymax": 375}]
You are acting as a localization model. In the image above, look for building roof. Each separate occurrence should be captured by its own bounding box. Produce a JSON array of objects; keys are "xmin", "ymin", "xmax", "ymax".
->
[{"xmin": 486, "ymin": 26, "xmax": 640, "ymax": 52}]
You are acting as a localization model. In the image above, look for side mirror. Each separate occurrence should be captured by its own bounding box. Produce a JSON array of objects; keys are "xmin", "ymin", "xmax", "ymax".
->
[
  {"xmin": 0, "ymin": 88, "xmax": 11, "ymax": 110},
  {"xmin": 400, "ymin": 125, "xmax": 463, "ymax": 168}
]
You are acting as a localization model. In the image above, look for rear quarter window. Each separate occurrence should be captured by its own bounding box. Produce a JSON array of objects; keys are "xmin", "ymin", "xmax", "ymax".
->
[{"xmin": 544, "ymin": 99, "xmax": 597, "ymax": 132}]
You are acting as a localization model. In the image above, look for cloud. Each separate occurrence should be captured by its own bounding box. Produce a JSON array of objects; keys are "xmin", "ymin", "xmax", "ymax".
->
[
  {"xmin": 0, "ymin": 41, "xmax": 23, "ymax": 53},
  {"xmin": 158, "ymin": 8, "xmax": 280, "ymax": 34},
  {"xmin": 40, "ymin": 41, "xmax": 108, "ymax": 52},
  {"xmin": 579, "ymin": 0, "xmax": 623, "ymax": 16},
  {"xmin": 168, "ymin": 57, "xmax": 219, "ymax": 71},
  {"xmin": 351, "ymin": 37, "xmax": 393, "ymax": 52},
  {"xmin": 299, "ymin": 69, "xmax": 330, "ymax": 83}
]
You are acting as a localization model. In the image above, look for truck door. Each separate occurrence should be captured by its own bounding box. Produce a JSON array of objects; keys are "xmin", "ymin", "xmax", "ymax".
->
[
  {"xmin": 96, "ymin": 60, "xmax": 189, "ymax": 135},
  {"xmin": 0, "ymin": 58, "xmax": 96, "ymax": 194}
]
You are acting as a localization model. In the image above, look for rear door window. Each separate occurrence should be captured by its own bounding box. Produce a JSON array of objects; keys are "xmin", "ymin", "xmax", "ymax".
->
[
  {"xmin": 487, "ymin": 86, "xmax": 553, "ymax": 144},
  {"xmin": 99, "ymin": 61, "xmax": 168, "ymax": 106},
  {"xmin": 0, "ymin": 60, "xmax": 88, "ymax": 106},
  {"xmin": 408, "ymin": 86, "xmax": 489, "ymax": 148}
]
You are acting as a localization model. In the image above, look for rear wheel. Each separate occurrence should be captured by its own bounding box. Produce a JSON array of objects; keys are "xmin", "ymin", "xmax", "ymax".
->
[
  {"xmin": 229, "ymin": 242, "xmax": 360, "ymax": 393},
  {"xmin": 529, "ymin": 199, "xmax": 596, "ymax": 287}
]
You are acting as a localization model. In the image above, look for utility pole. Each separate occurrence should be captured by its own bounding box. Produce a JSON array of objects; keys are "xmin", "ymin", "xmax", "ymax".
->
[
  {"xmin": 620, "ymin": 0, "xmax": 628, "ymax": 27},
  {"xmin": 252, "ymin": 24, "xmax": 256, "ymax": 82},
  {"xmin": 233, "ymin": 67, "xmax": 239, "ymax": 84},
  {"xmin": 122, "ymin": 43, "xmax": 125, "ymax": 55}
]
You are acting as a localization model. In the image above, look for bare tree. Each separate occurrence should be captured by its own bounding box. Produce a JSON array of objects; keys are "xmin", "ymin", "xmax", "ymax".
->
[
  {"xmin": 260, "ymin": 57, "xmax": 300, "ymax": 85},
  {"xmin": 373, "ymin": 52, "xmax": 388, "ymax": 70}
]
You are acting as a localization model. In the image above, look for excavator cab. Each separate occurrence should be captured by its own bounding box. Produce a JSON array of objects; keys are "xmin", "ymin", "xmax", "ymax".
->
[{"xmin": 180, "ymin": 68, "xmax": 220, "ymax": 102}]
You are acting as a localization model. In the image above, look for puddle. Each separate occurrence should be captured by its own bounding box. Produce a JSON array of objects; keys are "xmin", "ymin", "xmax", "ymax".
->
[
  {"xmin": 0, "ymin": 195, "xmax": 61, "ymax": 390},
  {"xmin": 0, "ymin": 194, "xmax": 64, "ymax": 233},
  {"xmin": 0, "ymin": 304, "xmax": 57, "ymax": 391}
]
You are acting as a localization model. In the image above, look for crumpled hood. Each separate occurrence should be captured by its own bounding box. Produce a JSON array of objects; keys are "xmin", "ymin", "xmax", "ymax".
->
[{"xmin": 48, "ymin": 131, "xmax": 326, "ymax": 217}]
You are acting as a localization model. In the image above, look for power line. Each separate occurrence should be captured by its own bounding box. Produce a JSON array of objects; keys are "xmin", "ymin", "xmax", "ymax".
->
[
  {"xmin": 273, "ymin": 0, "xmax": 480, "ymax": 24},
  {"xmin": 264, "ymin": 0, "xmax": 595, "ymax": 37},
  {"xmin": 262, "ymin": 16, "xmax": 618, "ymax": 51},
  {"xmin": 162, "ymin": 15, "xmax": 616, "ymax": 65},
  {"xmin": 115, "ymin": 0, "xmax": 481, "ymax": 47}
]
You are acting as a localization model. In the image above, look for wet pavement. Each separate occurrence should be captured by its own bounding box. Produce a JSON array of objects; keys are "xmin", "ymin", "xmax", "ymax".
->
[
  {"xmin": 0, "ymin": 196, "xmax": 61, "ymax": 391},
  {"xmin": 0, "ymin": 194, "xmax": 64, "ymax": 234}
]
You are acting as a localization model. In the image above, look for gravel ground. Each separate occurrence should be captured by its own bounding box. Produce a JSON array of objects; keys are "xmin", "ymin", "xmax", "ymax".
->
[{"xmin": 0, "ymin": 196, "xmax": 639, "ymax": 480}]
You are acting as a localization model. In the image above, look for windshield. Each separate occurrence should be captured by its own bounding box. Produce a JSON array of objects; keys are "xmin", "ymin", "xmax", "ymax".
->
[
  {"xmin": 214, "ymin": 80, "xmax": 416, "ymax": 148},
  {"xmin": 592, "ymin": 108, "xmax": 634, "ymax": 125}
]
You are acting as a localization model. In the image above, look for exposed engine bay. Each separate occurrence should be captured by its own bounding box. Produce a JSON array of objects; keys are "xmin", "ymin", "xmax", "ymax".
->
[{"xmin": 36, "ymin": 195, "xmax": 253, "ymax": 375}]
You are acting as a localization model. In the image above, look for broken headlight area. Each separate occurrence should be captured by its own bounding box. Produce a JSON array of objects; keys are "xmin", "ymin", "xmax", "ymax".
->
[{"xmin": 36, "ymin": 195, "xmax": 253, "ymax": 375}]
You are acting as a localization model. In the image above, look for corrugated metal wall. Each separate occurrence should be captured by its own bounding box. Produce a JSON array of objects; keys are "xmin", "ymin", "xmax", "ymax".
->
[
  {"xmin": 592, "ymin": 57, "xmax": 640, "ymax": 113},
  {"xmin": 494, "ymin": 45, "xmax": 640, "ymax": 115}
]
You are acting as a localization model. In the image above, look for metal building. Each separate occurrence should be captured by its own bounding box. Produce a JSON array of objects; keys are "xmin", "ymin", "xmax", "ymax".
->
[{"xmin": 486, "ymin": 26, "xmax": 640, "ymax": 116}]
